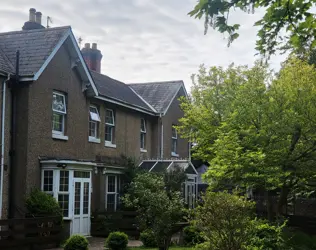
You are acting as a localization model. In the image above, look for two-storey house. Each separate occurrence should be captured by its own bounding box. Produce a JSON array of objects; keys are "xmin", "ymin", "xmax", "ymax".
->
[{"xmin": 0, "ymin": 8, "xmax": 197, "ymax": 236}]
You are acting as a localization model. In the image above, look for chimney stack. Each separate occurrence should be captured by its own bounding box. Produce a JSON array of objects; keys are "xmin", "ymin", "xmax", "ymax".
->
[
  {"xmin": 81, "ymin": 43, "xmax": 103, "ymax": 73},
  {"xmin": 35, "ymin": 12, "xmax": 42, "ymax": 25},
  {"xmin": 22, "ymin": 8, "xmax": 45, "ymax": 30},
  {"xmin": 29, "ymin": 8, "xmax": 36, "ymax": 22}
]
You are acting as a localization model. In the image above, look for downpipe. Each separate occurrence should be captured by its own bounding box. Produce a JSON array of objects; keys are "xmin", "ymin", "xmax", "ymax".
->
[{"xmin": 0, "ymin": 73, "xmax": 10, "ymax": 219}]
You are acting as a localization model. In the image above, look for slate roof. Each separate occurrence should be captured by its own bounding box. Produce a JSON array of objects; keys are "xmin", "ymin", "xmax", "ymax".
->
[
  {"xmin": 0, "ymin": 26, "xmax": 70, "ymax": 76},
  {"xmin": 0, "ymin": 48, "xmax": 14, "ymax": 74},
  {"xmin": 129, "ymin": 80, "xmax": 184, "ymax": 113},
  {"xmin": 91, "ymin": 71, "xmax": 154, "ymax": 112}
]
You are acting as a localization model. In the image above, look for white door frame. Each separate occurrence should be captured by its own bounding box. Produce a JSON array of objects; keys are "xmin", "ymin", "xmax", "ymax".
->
[{"xmin": 72, "ymin": 173, "xmax": 92, "ymax": 236}]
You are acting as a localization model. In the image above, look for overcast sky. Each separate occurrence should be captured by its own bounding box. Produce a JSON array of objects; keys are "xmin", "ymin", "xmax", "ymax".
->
[{"xmin": 0, "ymin": 0, "xmax": 286, "ymax": 90}]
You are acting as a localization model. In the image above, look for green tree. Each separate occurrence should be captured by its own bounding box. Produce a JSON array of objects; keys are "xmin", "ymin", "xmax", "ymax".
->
[
  {"xmin": 193, "ymin": 190, "xmax": 286, "ymax": 250},
  {"xmin": 122, "ymin": 172, "xmax": 185, "ymax": 250},
  {"xmin": 178, "ymin": 58, "xmax": 316, "ymax": 218},
  {"xmin": 189, "ymin": 0, "xmax": 316, "ymax": 57}
]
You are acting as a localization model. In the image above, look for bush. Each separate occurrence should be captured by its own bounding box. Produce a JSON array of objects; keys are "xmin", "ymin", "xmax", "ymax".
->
[
  {"xmin": 25, "ymin": 189, "xmax": 62, "ymax": 217},
  {"xmin": 64, "ymin": 235, "xmax": 89, "ymax": 250},
  {"xmin": 248, "ymin": 219, "xmax": 287, "ymax": 250},
  {"xmin": 106, "ymin": 231, "xmax": 128, "ymax": 250},
  {"xmin": 284, "ymin": 229, "xmax": 316, "ymax": 250},
  {"xmin": 183, "ymin": 226, "xmax": 204, "ymax": 246},
  {"xmin": 140, "ymin": 229, "xmax": 157, "ymax": 247}
]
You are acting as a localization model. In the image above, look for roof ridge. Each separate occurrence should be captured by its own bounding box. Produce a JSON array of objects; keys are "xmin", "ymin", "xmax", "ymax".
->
[
  {"xmin": 91, "ymin": 70, "xmax": 127, "ymax": 86},
  {"xmin": 128, "ymin": 80, "xmax": 184, "ymax": 85},
  {"xmin": 0, "ymin": 26, "xmax": 71, "ymax": 36}
]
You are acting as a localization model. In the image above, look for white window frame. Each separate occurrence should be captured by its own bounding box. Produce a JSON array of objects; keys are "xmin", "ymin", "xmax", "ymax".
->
[
  {"xmin": 105, "ymin": 175, "xmax": 119, "ymax": 211},
  {"xmin": 52, "ymin": 92, "xmax": 67, "ymax": 138},
  {"xmin": 41, "ymin": 169, "xmax": 71, "ymax": 219},
  {"xmin": 89, "ymin": 105, "xmax": 101, "ymax": 143},
  {"xmin": 105, "ymin": 109, "xmax": 115, "ymax": 147},
  {"xmin": 171, "ymin": 126, "xmax": 178, "ymax": 156},
  {"xmin": 140, "ymin": 118, "xmax": 146, "ymax": 151}
]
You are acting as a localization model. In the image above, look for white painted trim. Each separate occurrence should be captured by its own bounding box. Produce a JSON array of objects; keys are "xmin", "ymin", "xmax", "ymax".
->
[
  {"xmin": 140, "ymin": 148, "xmax": 147, "ymax": 153},
  {"xmin": 34, "ymin": 29, "xmax": 71, "ymax": 81},
  {"xmin": 129, "ymin": 87, "xmax": 157, "ymax": 113},
  {"xmin": 68, "ymin": 31, "xmax": 98, "ymax": 96},
  {"xmin": 163, "ymin": 83, "xmax": 188, "ymax": 116},
  {"xmin": 95, "ymin": 96, "xmax": 157, "ymax": 116},
  {"xmin": 40, "ymin": 160, "xmax": 97, "ymax": 166},
  {"xmin": 52, "ymin": 133, "xmax": 69, "ymax": 141},
  {"xmin": 149, "ymin": 161, "xmax": 159, "ymax": 172},
  {"xmin": 19, "ymin": 77, "xmax": 34, "ymax": 81},
  {"xmin": 88, "ymin": 137, "xmax": 101, "ymax": 144},
  {"xmin": 105, "ymin": 141, "xmax": 117, "ymax": 148},
  {"xmin": 29, "ymin": 28, "xmax": 98, "ymax": 97}
]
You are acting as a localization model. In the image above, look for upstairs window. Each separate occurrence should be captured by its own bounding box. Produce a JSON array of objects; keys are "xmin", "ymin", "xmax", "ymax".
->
[
  {"xmin": 52, "ymin": 92, "xmax": 66, "ymax": 135},
  {"xmin": 140, "ymin": 118, "xmax": 146, "ymax": 150},
  {"xmin": 89, "ymin": 105, "xmax": 101, "ymax": 140},
  {"xmin": 105, "ymin": 109, "xmax": 115, "ymax": 145},
  {"xmin": 172, "ymin": 126, "xmax": 178, "ymax": 155}
]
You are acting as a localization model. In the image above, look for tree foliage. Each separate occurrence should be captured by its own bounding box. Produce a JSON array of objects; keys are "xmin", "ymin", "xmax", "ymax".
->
[
  {"xmin": 177, "ymin": 58, "xmax": 316, "ymax": 215},
  {"xmin": 122, "ymin": 172, "xmax": 185, "ymax": 250},
  {"xmin": 189, "ymin": 0, "xmax": 316, "ymax": 57},
  {"xmin": 193, "ymin": 190, "xmax": 286, "ymax": 250}
]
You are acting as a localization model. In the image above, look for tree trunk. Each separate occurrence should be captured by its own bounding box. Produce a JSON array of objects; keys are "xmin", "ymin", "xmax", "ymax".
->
[
  {"xmin": 277, "ymin": 186, "xmax": 289, "ymax": 217},
  {"xmin": 265, "ymin": 190, "xmax": 274, "ymax": 221},
  {"xmin": 158, "ymin": 236, "xmax": 171, "ymax": 250}
]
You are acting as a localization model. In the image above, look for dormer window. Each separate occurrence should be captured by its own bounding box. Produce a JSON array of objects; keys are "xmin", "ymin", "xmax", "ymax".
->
[
  {"xmin": 89, "ymin": 105, "xmax": 101, "ymax": 143},
  {"xmin": 52, "ymin": 92, "xmax": 68, "ymax": 140},
  {"xmin": 140, "ymin": 118, "xmax": 146, "ymax": 151}
]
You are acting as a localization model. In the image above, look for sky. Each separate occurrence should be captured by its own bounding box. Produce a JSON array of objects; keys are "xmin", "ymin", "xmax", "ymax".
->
[{"xmin": 0, "ymin": 0, "xmax": 287, "ymax": 90}]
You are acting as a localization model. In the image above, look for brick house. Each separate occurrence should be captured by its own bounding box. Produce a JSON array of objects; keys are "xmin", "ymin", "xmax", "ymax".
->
[{"xmin": 0, "ymin": 8, "xmax": 197, "ymax": 236}]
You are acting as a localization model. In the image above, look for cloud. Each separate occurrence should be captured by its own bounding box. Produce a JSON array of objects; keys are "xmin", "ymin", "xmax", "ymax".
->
[{"xmin": 0, "ymin": 0, "xmax": 286, "ymax": 91}]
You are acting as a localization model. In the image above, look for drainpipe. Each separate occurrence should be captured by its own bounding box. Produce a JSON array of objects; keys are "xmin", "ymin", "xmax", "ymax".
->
[
  {"xmin": 160, "ymin": 113, "xmax": 164, "ymax": 159},
  {"xmin": 8, "ymin": 50, "xmax": 19, "ymax": 218},
  {"xmin": 0, "ymin": 73, "xmax": 10, "ymax": 219}
]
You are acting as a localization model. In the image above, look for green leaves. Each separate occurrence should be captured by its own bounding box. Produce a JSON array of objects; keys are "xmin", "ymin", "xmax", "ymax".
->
[
  {"xmin": 179, "ymin": 58, "xmax": 316, "ymax": 208},
  {"xmin": 189, "ymin": 0, "xmax": 316, "ymax": 56}
]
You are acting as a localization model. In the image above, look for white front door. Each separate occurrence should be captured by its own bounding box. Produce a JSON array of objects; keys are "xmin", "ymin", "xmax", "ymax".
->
[{"xmin": 72, "ymin": 171, "xmax": 91, "ymax": 235}]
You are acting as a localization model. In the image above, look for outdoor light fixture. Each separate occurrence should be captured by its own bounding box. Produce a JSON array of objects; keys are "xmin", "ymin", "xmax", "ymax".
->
[{"xmin": 57, "ymin": 163, "xmax": 67, "ymax": 169}]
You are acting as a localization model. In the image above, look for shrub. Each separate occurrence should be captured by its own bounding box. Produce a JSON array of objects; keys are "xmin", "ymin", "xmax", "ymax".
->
[
  {"xmin": 183, "ymin": 225, "xmax": 204, "ymax": 246},
  {"xmin": 140, "ymin": 229, "xmax": 157, "ymax": 247},
  {"xmin": 106, "ymin": 231, "xmax": 128, "ymax": 250},
  {"xmin": 25, "ymin": 188, "xmax": 62, "ymax": 217},
  {"xmin": 64, "ymin": 235, "xmax": 89, "ymax": 250},
  {"xmin": 284, "ymin": 229, "xmax": 316, "ymax": 250}
]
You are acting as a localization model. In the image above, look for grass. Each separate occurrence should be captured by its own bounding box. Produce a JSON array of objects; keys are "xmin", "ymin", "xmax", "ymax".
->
[{"xmin": 128, "ymin": 247, "xmax": 193, "ymax": 250}]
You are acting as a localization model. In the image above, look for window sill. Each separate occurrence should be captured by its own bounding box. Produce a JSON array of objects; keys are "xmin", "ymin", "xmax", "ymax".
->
[
  {"xmin": 171, "ymin": 152, "xmax": 179, "ymax": 157},
  {"xmin": 140, "ymin": 148, "xmax": 147, "ymax": 153},
  {"xmin": 105, "ymin": 142, "xmax": 116, "ymax": 148},
  {"xmin": 89, "ymin": 137, "xmax": 101, "ymax": 144},
  {"xmin": 52, "ymin": 133, "xmax": 68, "ymax": 141}
]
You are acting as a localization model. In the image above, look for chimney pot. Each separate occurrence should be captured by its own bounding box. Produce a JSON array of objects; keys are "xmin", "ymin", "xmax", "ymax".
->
[
  {"xmin": 29, "ymin": 8, "xmax": 36, "ymax": 22},
  {"xmin": 85, "ymin": 43, "xmax": 90, "ymax": 49},
  {"xmin": 92, "ymin": 43, "xmax": 97, "ymax": 49},
  {"xmin": 35, "ymin": 12, "xmax": 42, "ymax": 25}
]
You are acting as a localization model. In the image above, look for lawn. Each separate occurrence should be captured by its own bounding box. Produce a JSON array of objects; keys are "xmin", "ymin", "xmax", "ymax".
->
[{"xmin": 128, "ymin": 248, "xmax": 193, "ymax": 250}]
